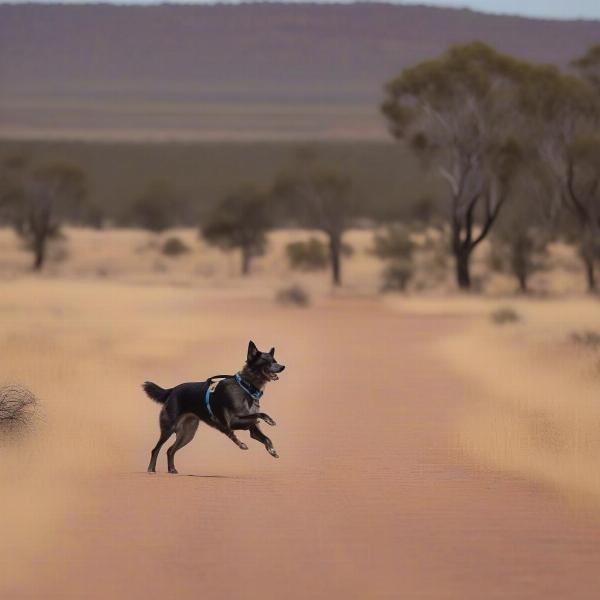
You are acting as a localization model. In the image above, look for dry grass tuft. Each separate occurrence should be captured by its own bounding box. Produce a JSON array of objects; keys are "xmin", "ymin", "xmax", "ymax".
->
[
  {"xmin": 0, "ymin": 384, "xmax": 37, "ymax": 436},
  {"xmin": 275, "ymin": 284, "xmax": 310, "ymax": 307},
  {"xmin": 570, "ymin": 330, "xmax": 600, "ymax": 350},
  {"xmin": 490, "ymin": 306, "xmax": 521, "ymax": 325}
]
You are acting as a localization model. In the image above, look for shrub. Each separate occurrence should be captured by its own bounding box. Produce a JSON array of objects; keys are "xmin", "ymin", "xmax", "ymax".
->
[
  {"xmin": 490, "ymin": 307, "xmax": 521, "ymax": 325},
  {"xmin": 275, "ymin": 284, "xmax": 310, "ymax": 307},
  {"xmin": 162, "ymin": 236, "xmax": 190, "ymax": 257},
  {"xmin": 373, "ymin": 224, "xmax": 414, "ymax": 261},
  {"xmin": 381, "ymin": 260, "xmax": 414, "ymax": 292},
  {"xmin": 373, "ymin": 224, "xmax": 415, "ymax": 292},
  {"xmin": 0, "ymin": 384, "xmax": 37, "ymax": 436},
  {"xmin": 570, "ymin": 330, "xmax": 600, "ymax": 350},
  {"xmin": 286, "ymin": 238, "xmax": 328, "ymax": 271}
]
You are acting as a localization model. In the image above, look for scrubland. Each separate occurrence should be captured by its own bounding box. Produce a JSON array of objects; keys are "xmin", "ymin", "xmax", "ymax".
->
[{"xmin": 1, "ymin": 226, "xmax": 600, "ymax": 598}]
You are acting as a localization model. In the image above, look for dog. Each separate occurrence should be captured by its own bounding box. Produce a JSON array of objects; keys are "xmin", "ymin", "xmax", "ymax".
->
[{"xmin": 144, "ymin": 341, "xmax": 285, "ymax": 474}]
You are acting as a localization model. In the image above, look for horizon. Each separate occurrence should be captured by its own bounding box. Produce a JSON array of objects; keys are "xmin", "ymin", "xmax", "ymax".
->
[{"xmin": 0, "ymin": 1, "xmax": 599, "ymax": 23}]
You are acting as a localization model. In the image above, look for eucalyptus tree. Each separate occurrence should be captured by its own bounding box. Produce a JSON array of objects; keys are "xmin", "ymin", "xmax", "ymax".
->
[
  {"xmin": 382, "ymin": 42, "xmax": 529, "ymax": 289},
  {"xmin": 523, "ymin": 61, "xmax": 600, "ymax": 291},
  {"xmin": 201, "ymin": 184, "xmax": 271, "ymax": 276},
  {"xmin": 573, "ymin": 44, "xmax": 600, "ymax": 92},
  {"xmin": 1, "ymin": 157, "xmax": 87, "ymax": 270},
  {"xmin": 273, "ymin": 168, "xmax": 355, "ymax": 287}
]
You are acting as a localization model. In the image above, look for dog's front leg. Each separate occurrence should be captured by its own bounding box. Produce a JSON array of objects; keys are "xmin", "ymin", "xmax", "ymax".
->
[
  {"xmin": 226, "ymin": 429, "xmax": 248, "ymax": 450},
  {"xmin": 237, "ymin": 412, "xmax": 276, "ymax": 426},
  {"xmin": 249, "ymin": 424, "xmax": 278, "ymax": 458},
  {"xmin": 216, "ymin": 420, "xmax": 248, "ymax": 449},
  {"xmin": 213, "ymin": 410, "xmax": 248, "ymax": 450}
]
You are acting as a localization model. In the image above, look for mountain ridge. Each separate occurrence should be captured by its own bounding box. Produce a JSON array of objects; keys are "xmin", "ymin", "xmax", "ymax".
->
[{"xmin": 1, "ymin": 3, "xmax": 599, "ymax": 140}]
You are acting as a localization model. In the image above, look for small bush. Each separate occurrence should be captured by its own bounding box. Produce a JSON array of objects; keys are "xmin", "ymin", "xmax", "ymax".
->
[
  {"xmin": 373, "ymin": 225, "xmax": 415, "ymax": 292},
  {"xmin": 0, "ymin": 384, "xmax": 37, "ymax": 436},
  {"xmin": 490, "ymin": 307, "xmax": 521, "ymax": 325},
  {"xmin": 570, "ymin": 330, "xmax": 600, "ymax": 350},
  {"xmin": 275, "ymin": 284, "xmax": 310, "ymax": 307},
  {"xmin": 381, "ymin": 260, "xmax": 414, "ymax": 292},
  {"xmin": 286, "ymin": 238, "xmax": 328, "ymax": 271},
  {"xmin": 372, "ymin": 224, "xmax": 414, "ymax": 261},
  {"xmin": 162, "ymin": 236, "xmax": 190, "ymax": 257}
]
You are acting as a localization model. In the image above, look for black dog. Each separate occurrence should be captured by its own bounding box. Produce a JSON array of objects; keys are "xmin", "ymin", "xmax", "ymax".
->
[{"xmin": 144, "ymin": 341, "xmax": 285, "ymax": 474}]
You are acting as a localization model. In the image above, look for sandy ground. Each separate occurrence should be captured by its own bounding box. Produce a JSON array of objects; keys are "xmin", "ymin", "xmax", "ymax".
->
[{"xmin": 2, "ymin": 279, "xmax": 600, "ymax": 599}]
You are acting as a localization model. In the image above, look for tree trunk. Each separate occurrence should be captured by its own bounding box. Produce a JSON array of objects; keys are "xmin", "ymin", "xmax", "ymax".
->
[
  {"xmin": 33, "ymin": 236, "xmax": 45, "ymax": 271},
  {"xmin": 241, "ymin": 247, "xmax": 251, "ymax": 276},
  {"xmin": 328, "ymin": 232, "xmax": 342, "ymax": 287},
  {"xmin": 454, "ymin": 247, "xmax": 471, "ymax": 290},
  {"xmin": 583, "ymin": 253, "xmax": 596, "ymax": 293}
]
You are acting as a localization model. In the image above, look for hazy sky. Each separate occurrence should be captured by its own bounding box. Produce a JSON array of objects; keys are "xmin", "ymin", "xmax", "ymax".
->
[{"xmin": 2, "ymin": 1, "xmax": 600, "ymax": 21}]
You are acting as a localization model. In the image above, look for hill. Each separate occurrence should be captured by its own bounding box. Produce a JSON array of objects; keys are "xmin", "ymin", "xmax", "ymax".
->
[{"xmin": 1, "ymin": 3, "xmax": 599, "ymax": 140}]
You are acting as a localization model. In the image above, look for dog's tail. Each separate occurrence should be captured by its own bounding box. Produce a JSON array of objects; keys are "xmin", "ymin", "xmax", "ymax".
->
[{"xmin": 142, "ymin": 381, "xmax": 171, "ymax": 404}]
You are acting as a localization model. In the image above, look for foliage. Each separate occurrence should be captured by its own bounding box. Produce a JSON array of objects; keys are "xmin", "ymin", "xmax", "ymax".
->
[
  {"xmin": 0, "ymin": 140, "xmax": 438, "ymax": 226},
  {"xmin": 127, "ymin": 180, "xmax": 186, "ymax": 233},
  {"xmin": 373, "ymin": 224, "xmax": 415, "ymax": 261},
  {"xmin": 521, "ymin": 55, "xmax": 600, "ymax": 291},
  {"xmin": 162, "ymin": 236, "xmax": 190, "ymax": 257},
  {"xmin": 572, "ymin": 44, "xmax": 600, "ymax": 92},
  {"xmin": 373, "ymin": 224, "xmax": 415, "ymax": 292},
  {"xmin": 382, "ymin": 42, "xmax": 534, "ymax": 289},
  {"xmin": 488, "ymin": 167, "xmax": 553, "ymax": 293},
  {"xmin": 286, "ymin": 237, "xmax": 328, "ymax": 271},
  {"xmin": 273, "ymin": 165, "xmax": 356, "ymax": 286},
  {"xmin": 0, "ymin": 157, "xmax": 86, "ymax": 270},
  {"xmin": 201, "ymin": 184, "xmax": 271, "ymax": 275}
]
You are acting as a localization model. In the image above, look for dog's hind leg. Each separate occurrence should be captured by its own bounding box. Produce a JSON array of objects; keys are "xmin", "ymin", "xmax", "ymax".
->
[
  {"xmin": 166, "ymin": 414, "xmax": 199, "ymax": 474},
  {"xmin": 249, "ymin": 423, "xmax": 278, "ymax": 458},
  {"xmin": 148, "ymin": 409, "xmax": 173, "ymax": 473}
]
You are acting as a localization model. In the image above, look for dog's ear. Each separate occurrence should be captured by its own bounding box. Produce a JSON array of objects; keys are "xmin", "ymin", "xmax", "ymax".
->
[
  {"xmin": 269, "ymin": 347, "xmax": 275, "ymax": 356},
  {"xmin": 247, "ymin": 340, "xmax": 259, "ymax": 363}
]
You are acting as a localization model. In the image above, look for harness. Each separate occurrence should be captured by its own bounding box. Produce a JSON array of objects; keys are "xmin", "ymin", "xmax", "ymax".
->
[{"xmin": 204, "ymin": 373, "xmax": 263, "ymax": 420}]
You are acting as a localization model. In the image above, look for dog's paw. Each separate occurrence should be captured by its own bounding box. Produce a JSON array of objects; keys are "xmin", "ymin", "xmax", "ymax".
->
[
  {"xmin": 239, "ymin": 442, "xmax": 249, "ymax": 450},
  {"xmin": 264, "ymin": 417, "xmax": 276, "ymax": 426},
  {"xmin": 267, "ymin": 447, "xmax": 279, "ymax": 458},
  {"xmin": 147, "ymin": 468, "xmax": 156, "ymax": 473},
  {"xmin": 168, "ymin": 468, "xmax": 178, "ymax": 474}
]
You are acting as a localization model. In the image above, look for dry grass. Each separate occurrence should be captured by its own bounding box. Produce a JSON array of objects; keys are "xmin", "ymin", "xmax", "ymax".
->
[
  {"xmin": 389, "ymin": 295, "xmax": 600, "ymax": 505},
  {"xmin": 0, "ymin": 277, "xmax": 246, "ymax": 588},
  {"xmin": 0, "ymin": 227, "xmax": 382, "ymax": 298}
]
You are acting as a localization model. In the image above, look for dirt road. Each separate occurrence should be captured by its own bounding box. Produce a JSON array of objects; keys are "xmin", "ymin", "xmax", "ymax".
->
[{"xmin": 5, "ymin": 289, "xmax": 600, "ymax": 599}]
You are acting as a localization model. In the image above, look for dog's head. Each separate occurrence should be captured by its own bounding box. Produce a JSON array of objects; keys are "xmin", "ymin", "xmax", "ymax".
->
[{"xmin": 246, "ymin": 340, "xmax": 285, "ymax": 381}]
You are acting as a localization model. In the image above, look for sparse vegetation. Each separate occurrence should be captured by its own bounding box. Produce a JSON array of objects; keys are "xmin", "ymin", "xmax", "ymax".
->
[
  {"xmin": 275, "ymin": 284, "xmax": 310, "ymax": 307},
  {"xmin": 274, "ymin": 166, "xmax": 357, "ymax": 286},
  {"xmin": 373, "ymin": 224, "xmax": 415, "ymax": 292},
  {"xmin": 0, "ymin": 384, "xmax": 37, "ymax": 436},
  {"xmin": 127, "ymin": 181, "xmax": 185, "ymax": 233},
  {"xmin": 1, "ymin": 157, "xmax": 87, "ymax": 270},
  {"xmin": 202, "ymin": 184, "xmax": 271, "ymax": 276},
  {"xmin": 286, "ymin": 237, "xmax": 328, "ymax": 271},
  {"xmin": 490, "ymin": 307, "xmax": 521, "ymax": 325},
  {"xmin": 162, "ymin": 236, "xmax": 190, "ymax": 258},
  {"xmin": 570, "ymin": 330, "xmax": 600, "ymax": 350}
]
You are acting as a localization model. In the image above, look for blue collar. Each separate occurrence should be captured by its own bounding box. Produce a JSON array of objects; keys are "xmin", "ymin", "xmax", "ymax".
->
[{"xmin": 235, "ymin": 373, "xmax": 263, "ymax": 402}]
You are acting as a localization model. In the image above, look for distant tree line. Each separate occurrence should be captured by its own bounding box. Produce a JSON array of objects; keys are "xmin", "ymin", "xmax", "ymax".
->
[{"xmin": 1, "ymin": 42, "xmax": 599, "ymax": 294}]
